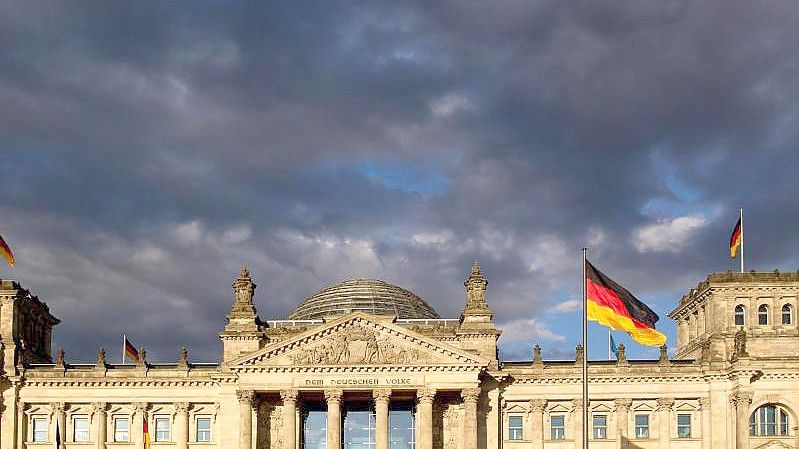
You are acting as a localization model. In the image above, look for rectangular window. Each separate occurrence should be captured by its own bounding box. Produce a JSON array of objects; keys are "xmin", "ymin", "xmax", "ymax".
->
[
  {"xmin": 114, "ymin": 417, "xmax": 130, "ymax": 442},
  {"xmin": 634, "ymin": 414, "xmax": 649, "ymax": 439},
  {"xmin": 32, "ymin": 417, "xmax": 49, "ymax": 442},
  {"xmin": 73, "ymin": 416, "xmax": 90, "ymax": 442},
  {"xmin": 196, "ymin": 417, "xmax": 212, "ymax": 442},
  {"xmin": 677, "ymin": 414, "xmax": 692, "ymax": 438},
  {"xmin": 551, "ymin": 415, "xmax": 565, "ymax": 440},
  {"xmin": 155, "ymin": 417, "xmax": 171, "ymax": 442},
  {"xmin": 593, "ymin": 415, "xmax": 607, "ymax": 439},
  {"xmin": 508, "ymin": 415, "xmax": 523, "ymax": 440}
]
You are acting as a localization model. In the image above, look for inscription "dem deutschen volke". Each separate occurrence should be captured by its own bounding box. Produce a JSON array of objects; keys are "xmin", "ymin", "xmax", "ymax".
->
[{"xmin": 303, "ymin": 378, "xmax": 415, "ymax": 387}]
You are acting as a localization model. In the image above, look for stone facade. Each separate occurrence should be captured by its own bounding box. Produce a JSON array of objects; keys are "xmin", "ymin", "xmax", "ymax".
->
[{"xmin": 1, "ymin": 266, "xmax": 798, "ymax": 449}]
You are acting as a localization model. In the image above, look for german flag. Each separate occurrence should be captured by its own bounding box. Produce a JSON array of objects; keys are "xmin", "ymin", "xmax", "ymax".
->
[
  {"xmin": 586, "ymin": 260, "xmax": 666, "ymax": 346},
  {"xmin": 730, "ymin": 217, "xmax": 742, "ymax": 258},
  {"xmin": 143, "ymin": 418, "xmax": 152, "ymax": 449},
  {"xmin": 0, "ymin": 233, "xmax": 15, "ymax": 267},
  {"xmin": 124, "ymin": 335, "xmax": 140, "ymax": 363}
]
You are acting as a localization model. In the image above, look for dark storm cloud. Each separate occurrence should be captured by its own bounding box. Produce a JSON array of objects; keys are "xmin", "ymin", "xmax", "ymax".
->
[{"xmin": 1, "ymin": 0, "xmax": 798, "ymax": 362}]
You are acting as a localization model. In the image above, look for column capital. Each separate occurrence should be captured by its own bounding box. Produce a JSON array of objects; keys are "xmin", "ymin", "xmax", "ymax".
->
[
  {"xmin": 698, "ymin": 397, "xmax": 711, "ymax": 410},
  {"xmin": 325, "ymin": 388, "xmax": 343, "ymax": 403},
  {"xmin": 175, "ymin": 402, "xmax": 190, "ymax": 414},
  {"xmin": 729, "ymin": 391, "xmax": 753, "ymax": 407},
  {"xmin": 656, "ymin": 397, "xmax": 675, "ymax": 411},
  {"xmin": 91, "ymin": 402, "xmax": 107, "ymax": 416},
  {"xmin": 461, "ymin": 388, "xmax": 480, "ymax": 404},
  {"xmin": 133, "ymin": 402, "xmax": 149, "ymax": 413},
  {"xmin": 281, "ymin": 389, "xmax": 299, "ymax": 403},
  {"xmin": 373, "ymin": 388, "xmax": 392, "ymax": 404},
  {"xmin": 417, "ymin": 388, "xmax": 436, "ymax": 404},
  {"xmin": 529, "ymin": 399, "xmax": 547, "ymax": 412},
  {"xmin": 50, "ymin": 402, "xmax": 66, "ymax": 414},
  {"xmin": 571, "ymin": 398, "xmax": 584, "ymax": 410},
  {"xmin": 237, "ymin": 389, "xmax": 255, "ymax": 405},
  {"xmin": 614, "ymin": 398, "xmax": 633, "ymax": 411}
]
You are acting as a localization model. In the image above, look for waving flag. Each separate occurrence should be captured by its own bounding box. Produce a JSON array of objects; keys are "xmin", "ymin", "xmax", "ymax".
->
[
  {"xmin": 124, "ymin": 335, "xmax": 140, "ymax": 363},
  {"xmin": 0, "ymin": 233, "xmax": 15, "ymax": 267},
  {"xmin": 586, "ymin": 260, "xmax": 666, "ymax": 346},
  {"xmin": 730, "ymin": 217, "xmax": 742, "ymax": 258},
  {"xmin": 143, "ymin": 418, "xmax": 152, "ymax": 449}
]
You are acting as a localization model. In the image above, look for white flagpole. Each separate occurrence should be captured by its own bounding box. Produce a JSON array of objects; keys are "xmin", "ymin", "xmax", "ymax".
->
[
  {"xmin": 122, "ymin": 334, "xmax": 126, "ymax": 365},
  {"xmin": 608, "ymin": 330, "xmax": 611, "ymax": 360},
  {"xmin": 582, "ymin": 247, "xmax": 589, "ymax": 449},
  {"xmin": 740, "ymin": 207, "xmax": 744, "ymax": 273}
]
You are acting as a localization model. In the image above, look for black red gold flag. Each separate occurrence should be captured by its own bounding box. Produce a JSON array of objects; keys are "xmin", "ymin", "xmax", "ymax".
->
[{"xmin": 730, "ymin": 218, "xmax": 742, "ymax": 258}]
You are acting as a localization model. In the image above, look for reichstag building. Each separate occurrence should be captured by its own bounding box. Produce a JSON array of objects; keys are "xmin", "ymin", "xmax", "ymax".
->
[{"xmin": 1, "ymin": 262, "xmax": 798, "ymax": 449}]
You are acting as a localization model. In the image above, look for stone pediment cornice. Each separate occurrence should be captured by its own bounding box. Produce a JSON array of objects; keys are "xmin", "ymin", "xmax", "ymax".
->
[{"xmin": 229, "ymin": 312, "xmax": 489, "ymax": 371}]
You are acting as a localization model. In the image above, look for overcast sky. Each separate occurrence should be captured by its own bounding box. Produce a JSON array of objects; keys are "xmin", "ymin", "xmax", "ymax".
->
[{"xmin": 2, "ymin": 0, "xmax": 798, "ymax": 364}]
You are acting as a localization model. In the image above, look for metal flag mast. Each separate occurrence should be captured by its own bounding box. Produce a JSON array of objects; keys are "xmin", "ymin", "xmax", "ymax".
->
[
  {"xmin": 739, "ymin": 207, "xmax": 744, "ymax": 273},
  {"xmin": 121, "ymin": 333, "xmax": 126, "ymax": 365},
  {"xmin": 581, "ymin": 247, "xmax": 588, "ymax": 449}
]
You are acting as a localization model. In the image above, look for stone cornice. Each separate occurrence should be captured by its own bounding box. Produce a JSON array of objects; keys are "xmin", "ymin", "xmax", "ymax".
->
[{"xmin": 21, "ymin": 378, "xmax": 219, "ymax": 388}]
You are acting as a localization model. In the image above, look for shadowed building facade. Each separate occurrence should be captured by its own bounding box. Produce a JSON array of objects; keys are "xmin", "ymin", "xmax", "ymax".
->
[{"xmin": 1, "ymin": 264, "xmax": 798, "ymax": 449}]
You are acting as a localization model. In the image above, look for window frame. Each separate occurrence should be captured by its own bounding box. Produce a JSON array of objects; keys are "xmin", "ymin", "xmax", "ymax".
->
[
  {"xmin": 592, "ymin": 414, "xmax": 608, "ymax": 439},
  {"xmin": 72, "ymin": 415, "xmax": 90, "ymax": 442},
  {"xmin": 32, "ymin": 416, "xmax": 49, "ymax": 442},
  {"xmin": 155, "ymin": 416, "xmax": 171, "ymax": 442},
  {"xmin": 734, "ymin": 305, "xmax": 745, "ymax": 326},
  {"xmin": 507, "ymin": 415, "xmax": 524, "ymax": 441},
  {"xmin": 782, "ymin": 304, "xmax": 792, "ymax": 325},
  {"xmin": 114, "ymin": 416, "xmax": 130, "ymax": 442},
  {"xmin": 750, "ymin": 404, "xmax": 791, "ymax": 436},
  {"xmin": 634, "ymin": 414, "xmax": 649, "ymax": 439},
  {"xmin": 677, "ymin": 414, "xmax": 692, "ymax": 438},
  {"xmin": 196, "ymin": 416, "xmax": 212, "ymax": 442},
  {"xmin": 550, "ymin": 414, "xmax": 565, "ymax": 440},
  {"xmin": 758, "ymin": 304, "xmax": 769, "ymax": 325}
]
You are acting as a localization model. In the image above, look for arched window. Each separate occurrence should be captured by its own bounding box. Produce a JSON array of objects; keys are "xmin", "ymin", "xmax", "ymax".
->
[
  {"xmin": 758, "ymin": 305, "xmax": 769, "ymax": 325},
  {"xmin": 734, "ymin": 305, "xmax": 745, "ymax": 326},
  {"xmin": 782, "ymin": 304, "xmax": 793, "ymax": 325},
  {"xmin": 750, "ymin": 404, "xmax": 790, "ymax": 436}
]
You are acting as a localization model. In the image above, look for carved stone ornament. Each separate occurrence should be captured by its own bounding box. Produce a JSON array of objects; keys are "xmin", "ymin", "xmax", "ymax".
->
[
  {"xmin": 232, "ymin": 266, "xmax": 257, "ymax": 310},
  {"xmin": 291, "ymin": 324, "xmax": 429, "ymax": 365},
  {"xmin": 91, "ymin": 402, "xmax": 107, "ymax": 416},
  {"xmin": 54, "ymin": 348, "xmax": 65, "ymax": 367},
  {"xmin": 730, "ymin": 391, "xmax": 753, "ymax": 407},
  {"xmin": 373, "ymin": 388, "xmax": 392, "ymax": 403},
  {"xmin": 324, "ymin": 389, "xmax": 343, "ymax": 403},
  {"xmin": 464, "ymin": 261, "xmax": 489, "ymax": 312},
  {"xmin": 96, "ymin": 347, "xmax": 106, "ymax": 367},
  {"xmin": 178, "ymin": 347, "xmax": 189, "ymax": 368},
  {"xmin": 532, "ymin": 344, "xmax": 542, "ymax": 364},
  {"xmin": 656, "ymin": 397, "xmax": 675, "ymax": 411},
  {"xmin": 137, "ymin": 347, "xmax": 147, "ymax": 367},
  {"xmin": 731, "ymin": 327, "xmax": 749, "ymax": 361},
  {"xmin": 50, "ymin": 402, "xmax": 65, "ymax": 414},
  {"xmin": 417, "ymin": 388, "xmax": 436, "ymax": 404},
  {"xmin": 443, "ymin": 406, "xmax": 462, "ymax": 449},
  {"xmin": 571, "ymin": 398, "xmax": 583, "ymax": 410},
  {"xmin": 461, "ymin": 388, "xmax": 480, "ymax": 404},
  {"xmin": 614, "ymin": 399, "xmax": 633, "ymax": 411},
  {"xmin": 133, "ymin": 402, "xmax": 149, "ymax": 413},
  {"xmin": 529, "ymin": 399, "xmax": 547, "ymax": 412},
  {"xmin": 616, "ymin": 344, "xmax": 627, "ymax": 363},
  {"xmin": 280, "ymin": 389, "xmax": 298, "ymax": 403},
  {"xmin": 237, "ymin": 390, "xmax": 255, "ymax": 405},
  {"xmin": 659, "ymin": 344, "xmax": 670, "ymax": 364},
  {"xmin": 175, "ymin": 402, "xmax": 190, "ymax": 414},
  {"xmin": 269, "ymin": 406, "xmax": 285, "ymax": 449},
  {"xmin": 698, "ymin": 397, "xmax": 711, "ymax": 410},
  {"xmin": 575, "ymin": 344, "xmax": 584, "ymax": 364}
]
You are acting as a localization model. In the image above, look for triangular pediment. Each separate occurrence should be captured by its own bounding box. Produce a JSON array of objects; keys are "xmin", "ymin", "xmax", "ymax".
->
[
  {"xmin": 230, "ymin": 312, "xmax": 488, "ymax": 370},
  {"xmin": 752, "ymin": 440, "xmax": 793, "ymax": 449}
]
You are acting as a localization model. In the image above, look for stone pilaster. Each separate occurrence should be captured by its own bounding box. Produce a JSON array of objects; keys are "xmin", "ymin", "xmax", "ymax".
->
[
  {"xmin": 326, "ymin": 389, "xmax": 343, "ymax": 449},
  {"xmin": 133, "ymin": 402, "xmax": 149, "ymax": 448},
  {"xmin": 572, "ymin": 399, "xmax": 584, "ymax": 449},
  {"xmin": 175, "ymin": 402, "xmax": 190, "ymax": 449},
  {"xmin": 51, "ymin": 402, "xmax": 66, "ymax": 445},
  {"xmin": 281, "ymin": 390, "xmax": 299, "ymax": 449},
  {"xmin": 656, "ymin": 397, "xmax": 674, "ymax": 449},
  {"xmin": 698, "ymin": 397, "xmax": 711, "ymax": 449},
  {"xmin": 529, "ymin": 399, "xmax": 546, "ymax": 448},
  {"xmin": 730, "ymin": 391, "xmax": 752, "ymax": 449},
  {"xmin": 374, "ymin": 389, "xmax": 391, "ymax": 449},
  {"xmin": 417, "ymin": 388, "xmax": 436, "ymax": 449},
  {"xmin": 238, "ymin": 390, "xmax": 255, "ymax": 449},
  {"xmin": 92, "ymin": 402, "xmax": 107, "ymax": 449},
  {"xmin": 615, "ymin": 399, "xmax": 632, "ymax": 449}
]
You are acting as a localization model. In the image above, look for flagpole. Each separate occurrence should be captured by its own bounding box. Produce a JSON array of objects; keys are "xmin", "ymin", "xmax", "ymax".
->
[
  {"xmin": 739, "ymin": 207, "xmax": 744, "ymax": 273},
  {"xmin": 122, "ymin": 334, "xmax": 126, "ymax": 365},
  {"xmin": 608, "ymin": 330, "xmax": 611, "ymax": 360},
  {"xmin": 581, "ymin": 247, "xmax": 588, "ymax": 449}
]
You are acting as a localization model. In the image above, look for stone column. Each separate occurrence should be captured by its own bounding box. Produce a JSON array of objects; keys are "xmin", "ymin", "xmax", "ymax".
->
[
  {"xmin": 698, "ymin": 307, "xmax": 706, "ymax": 336},
  {"xmin": 657, "ymin": 398, "xmax": 674, "ymax": 449},
  {"xmin": 93, "ymin": 402, "xmax": 107, "ymax": 449},
  {"xmin": 615, "ymin": 399, "xmax": 632, "ymax": 449},
  {"xmin": 677, "ymin": 319, "xmax": 688, "ymax": 347},
  {"xmin": 572, "ymin": 399, "xmax": 584, "ymax": 449},
  {"xmin": 731, "ymin": 391, "xmax": 752, "ymax": 449},
  {"xmin": 325, "ymin": 389, "xmax": 343, "ymax": 449},
  {"xmin": 529, "ymin": 399, "xmax": 546, "ymax": 448},
  {"xmin": 51, "ymin": 402, "xmax": 66, "ymax": 444},
  {"xmin": 462, "ymin": 388, "xmax": 480, "ymax": 449},
  {"xmin": 175, "ymin": 402, "xmax": 190, "ymax": 449},
  {"xmin": 374, "ymin": 389, "xmax": 391, "ymax": 449},
  {"xmin": 416, "ymin": 389, "xmax": 436, "ymax": 449},
  {"xmin": 281, "ymin": 390, "xmax": 299, "ymax": 449},
  {"xmin": 133, "ymin": 403, "xmax": 149, "ymax": 448},
  {"xmin": 698, "ymin": 397, "xmax": 711, "ymax": 449},
  {"xmin": 238, "ymin": 390, "xmax": 255, "ymax": 449}
]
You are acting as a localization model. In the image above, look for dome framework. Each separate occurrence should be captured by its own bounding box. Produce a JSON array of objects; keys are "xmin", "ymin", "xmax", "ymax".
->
[{"xmin": 288, "ymin": 278, "xmax": 440, "ymax": 320}]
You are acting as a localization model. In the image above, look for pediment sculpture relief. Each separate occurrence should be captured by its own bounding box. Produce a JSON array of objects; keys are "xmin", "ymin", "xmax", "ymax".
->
[{"xmin": 291, "ymin": 325, "xmax": 429, "ymax": 365}]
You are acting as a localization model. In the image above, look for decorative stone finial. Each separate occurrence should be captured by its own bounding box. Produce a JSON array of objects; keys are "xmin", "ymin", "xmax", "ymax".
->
[
  {"xmin": 464, "ymin": 261, "xmax": 489, "ymax": 312},
  {"xmin": 575, "ymin": 344, "xmax": 584, "ymax": 364},
  {"xmin": 96, "ymin": 347, "xmax": 106, "ymax": 368},
  {"xmin": 178, "ymin": 347, "xmax": 189, "ymax": 368},
  {"xmin": 229, "ymin": 266, "xmax": 258, "ymax": 318},
  {"xmin": 137, "ymin": 347, "xmax": 147, "ymax": 367},
  {"xmin": 533, "ymin": 344, "xmax": 542, "ymax": 364},
  {"xmin": 659, "ymin": 344, "xmax": 670, "ymax": 365},
  {"xmin": 616, "ymin": 343, "xmax": 627, "ymax": 365},
  {"xmin": 54, "ymin": 348, "xmax": 65, "ymax": 368}
]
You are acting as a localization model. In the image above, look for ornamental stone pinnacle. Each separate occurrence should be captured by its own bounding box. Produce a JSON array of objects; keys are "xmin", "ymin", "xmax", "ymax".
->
[
  {"xmin": 464, "ymin": 261, "xmax": 489, "ymax": 312},
  {"xmin": 231, "ymin": 266, "xmax": 258, "ymax": 318}
]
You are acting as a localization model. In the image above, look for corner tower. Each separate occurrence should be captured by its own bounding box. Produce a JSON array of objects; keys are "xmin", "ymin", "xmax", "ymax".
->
[
  {"xmin": 219, "ymin": 267, "xmax": 267, "ymax": 364},
  {"xmin": 457, "ymin": 262, "xmax": 500, "ymax": 365},
  {"xmin": 0, "ymin": 280, "xmax": 60, "ymax": 375}
]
